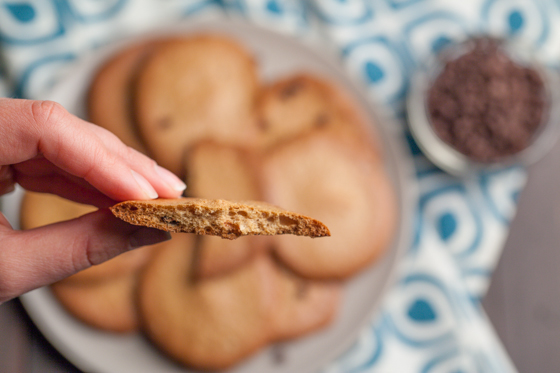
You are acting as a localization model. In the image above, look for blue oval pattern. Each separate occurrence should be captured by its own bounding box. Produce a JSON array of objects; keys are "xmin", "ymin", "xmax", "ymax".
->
[
  {"xmin": 479, "ymin": 167, "xmax": 526, "ymax": 224},
  {"xmin": 408, "ymin": 298, "xmax": 437, "ymax": 322},
  {"xmin": 482, "ymin": 0, "xmax": 549, "ymax": 46},
  {"xmin": 0, "ymin": 1, "xmax": 64, "ymax": 45},
  {"xmin": 310, "ymin": 0, "xmax": 374, "ymax": 25},
  {"xmin": 403, "ymin": 11, "xmax": 468, "ymax": 66},
  {"xmin": 418, "ymin": 184, "xmax": 482, "ymax": 259},
  {"xmin": 385, "ymin": 273, "xmax": 458, "ymax": 347},
  {"xmin": 5, "ymin": 3, "xmax": 35, "ymax": 22},
  {"xmin": 62, "ymin": 0, "xmax": 127, "ymax": 23},
  {"xmin": 437, "ymin": 212, "xmax": 457, "ymax": 242},
  {"xmin": 266, "ymin": 0, "xmax": 282, "ymax": 15},
  {"xmin": 364, "ymin": 61, "xmax": 385, "ymax": 83},
  {"xmin": 342, "ymin": 37, "xmax": 407, "ymax": 104},
  {"xmin": 508, "ymin": 9, "xmax": 524, "ymax": 33},
  {"xmin": 431, "ymin": 35, "xmax": 452, "ymax": 54}
]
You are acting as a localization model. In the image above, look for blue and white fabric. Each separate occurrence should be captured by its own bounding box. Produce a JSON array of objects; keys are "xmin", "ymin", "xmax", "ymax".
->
[{"xmin": 1, "ymin": 0, "xmax": 557, "ymax": 371}]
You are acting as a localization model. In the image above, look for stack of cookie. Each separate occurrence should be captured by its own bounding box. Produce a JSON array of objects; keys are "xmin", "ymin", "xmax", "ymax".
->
[
  {"xmin": 20, "ymin": 34, "xmax": 397, "ymax": 370},
  {"xmin": 20, "ymin": 192, "xmax": 153, "ymax": 333}
]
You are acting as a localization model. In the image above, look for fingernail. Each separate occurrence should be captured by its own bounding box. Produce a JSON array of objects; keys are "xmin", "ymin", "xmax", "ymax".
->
[
  {"xmin": 155, "ymin": 164, "xmax": 187, "ymax": 192},
  {"xmin": 129, "ymin": 228, "xmax": 171, "ymax": 249},
  {"xmin": 131, "ymin": 170, "xmax": 158, "ymax": 199}
]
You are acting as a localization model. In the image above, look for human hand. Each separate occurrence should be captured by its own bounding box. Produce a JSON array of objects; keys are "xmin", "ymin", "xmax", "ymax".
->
[{"xmin": 0, "ymin": 98, "xmax": 187, "ymax": 303}]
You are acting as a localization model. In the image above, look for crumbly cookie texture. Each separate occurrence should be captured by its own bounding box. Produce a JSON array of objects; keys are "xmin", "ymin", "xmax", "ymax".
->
[{"xmin": 110, "ymin": 198, "xmax": 330, "ymax": 239}]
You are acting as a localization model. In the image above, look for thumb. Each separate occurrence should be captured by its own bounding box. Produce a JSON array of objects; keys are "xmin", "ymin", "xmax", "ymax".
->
[{"xmin": 0, "ymin": 209, "xmax": 170, "ymax": 303}]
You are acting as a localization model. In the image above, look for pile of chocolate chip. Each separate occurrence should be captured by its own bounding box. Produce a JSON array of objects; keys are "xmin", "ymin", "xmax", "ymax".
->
[{"xmin": 427, "ymin": 38, "xmax": 546, "ymax": 162}]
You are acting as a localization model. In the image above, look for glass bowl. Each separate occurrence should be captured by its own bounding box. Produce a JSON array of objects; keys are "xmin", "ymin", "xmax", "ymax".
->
[{"xmin": 407, "ymin": 37, "xmax": 560, "ymax": 177}]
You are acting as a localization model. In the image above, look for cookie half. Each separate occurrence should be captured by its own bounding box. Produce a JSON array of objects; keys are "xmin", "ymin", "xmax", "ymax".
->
[
  {"xmin": 186, "ymin": 141, "xmax": 268, "ymax": 278},
  {"xmin": 110, "ymin": 198, "xmax": 331, "ymax": 239}
]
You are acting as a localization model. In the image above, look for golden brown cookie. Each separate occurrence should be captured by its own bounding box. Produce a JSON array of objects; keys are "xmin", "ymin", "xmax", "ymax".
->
[
  {"xmin": 51, "ymin": 271, "xmax": 139, "ymax": 333},
  {"xmin": 185, "ymin": 140, "xmax": 261, "ymax": 201},
  {"xmin": 20, "ymin": 192, "xmax": 153, "ymax": 284},
  {"xmin": 255, "ymin": 74, "xmax": 377, "ymax": 152},
  {"xmin": 134, "ymin": 35, "xmax": 260, "ymax": 176},
  {"xmin": 87, "ymin": 41, "xmax": 156, "ymax": 153},
  {"xmin": 110, "ymin": 198, "xmax": 331, "ymax": 239},
  {"xmin": 59, "ymin": 247, "xmax": 153, "ymax": 286},
  {"xmin": 269, "ymin": 263, "xmax": 341, "ymax": 341},
  {"xmin": 20, "ymin": 191, "xmax": 97, "ymax": 230},
  {"xmin": 194, "ymin": 235, "xmax": 267, "ymax": 279},
  {"xmin": 138, "ymin": 234, "xmax": 275, "ymax": 370},
  {"xmin": 261, "ymin": 132, "xmax": 397, "ymax": 279},
  {"xmin": 186, "ymin": 140, "xmax": 268, "ymax": 278}
]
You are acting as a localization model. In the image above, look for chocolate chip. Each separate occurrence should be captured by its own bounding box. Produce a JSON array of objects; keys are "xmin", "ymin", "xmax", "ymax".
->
[
  {"xmin": 295, "ymin": 280, "xmax": 309, "ymax": 299},
  {"xmin": 280, "ymin": 80, "xmax": 305, "ymax": 100},
  {"xmin": 427, "ymin": 38, "xmax": 545, "ymax": 162},
  {"xmin": 258, "ymin": 119, "xmax": 269, "ymax": 131},
  {"xmin": 315, "ymin": 112, "xmax": 329, "ymax": 128},
  {"xmin": 157, "ymin": 117, "xmax": 172, "ymax": 130}
]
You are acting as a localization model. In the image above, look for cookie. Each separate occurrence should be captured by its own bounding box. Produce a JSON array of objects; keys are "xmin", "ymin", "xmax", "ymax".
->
[
  {"xmin": 138, "ymin": 233, "xmax": 275, "ymax": 370},
  {"xmin": 20, "ymin": 191, "xmax": 97, "ymax": 230},
  {"xmin": 58, "ymin": 247, "xmax": 152, "ymax": 286},
  {"xmin": 51, "ymin": 271, "xmax": 139, "ymax": 333},
  {"xmin": 194, "ymin": 235, "xmax": 267, "ymax": 279},
  {"xmin": 110, "ymin": 198, "xmax": 331, "ymax": 239},
  {"xmin": 255, "ymin": 74, "xmax": 377, "ymax": 152},
  {"xmin": 20, "ymin": 192, "xmax": 153, "ymax": 284},
  {"xmin": 185, "ymin": 140, "xmax": 261, "ymax": 201},
  {"xmin": 261, "ymin": 132, "xmax": 397, "ymax": 279},
  {"xmin": 134, "ymin": 35, "xmax": 260, "ymax": 176},
  {"xmin": 269, "ymin": 263, "xmax": 341, "ymax": 341},
  {"xmin": 87, "ymin": 41, "xmax": 155, "ymax": 153},
  {"xmin": 186, "ymin": 141, "xmax": 268, "ymax": 278}
]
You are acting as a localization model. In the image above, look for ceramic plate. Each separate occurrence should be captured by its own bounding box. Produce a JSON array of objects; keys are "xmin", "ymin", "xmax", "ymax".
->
[{"xmin": 2, "ymin": 19, "xmax": 416, "ymax": 373}]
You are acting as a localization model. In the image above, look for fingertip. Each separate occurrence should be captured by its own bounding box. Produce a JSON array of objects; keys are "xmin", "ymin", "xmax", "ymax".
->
[
  {"xmin": 131, "ymin": 170, "xmax": 158, "ymax": 200},
  {"xmin": 154, "ymin": 164, "xmax": 187, "ymax": 194}
]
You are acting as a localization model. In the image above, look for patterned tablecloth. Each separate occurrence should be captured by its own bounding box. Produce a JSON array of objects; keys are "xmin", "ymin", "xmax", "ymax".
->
[{"xmin": 2, "ymin": 0, "xmax": 559, "ymax": 371}]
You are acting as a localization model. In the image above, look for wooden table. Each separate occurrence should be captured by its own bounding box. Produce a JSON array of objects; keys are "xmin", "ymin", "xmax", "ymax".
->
[
  {"xmin": 2, "ymin": 142, "xmax": 560, "ymax": 373},
  {"xmin": 483, "ymin": 132, "xmax": 560, "ymax": 372}
]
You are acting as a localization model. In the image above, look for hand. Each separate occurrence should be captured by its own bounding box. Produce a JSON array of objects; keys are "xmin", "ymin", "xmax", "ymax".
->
[{"xmin": 0, "ymin": 98, "xmax": 187, "ymax": 303}]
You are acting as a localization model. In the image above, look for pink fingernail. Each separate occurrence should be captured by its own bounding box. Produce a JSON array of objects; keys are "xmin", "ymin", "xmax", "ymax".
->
[
  {"xmin": 155, "ymin": 164, "xmax": 187, "ymax": 192},
  {"xmin": 131, "ymin": 170, "xmax": 158, "ymax": 199}
]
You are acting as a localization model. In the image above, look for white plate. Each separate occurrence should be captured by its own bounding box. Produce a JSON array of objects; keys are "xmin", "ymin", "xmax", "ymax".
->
[{"xmin": 2, "ymin": 19, "xmax": 417, "ymax": 373}]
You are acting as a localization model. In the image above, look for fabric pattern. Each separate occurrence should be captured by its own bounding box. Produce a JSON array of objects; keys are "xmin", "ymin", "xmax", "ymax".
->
[{"xmin": 1, "ymin": 0, "xmax": 557, "ymax": 371}]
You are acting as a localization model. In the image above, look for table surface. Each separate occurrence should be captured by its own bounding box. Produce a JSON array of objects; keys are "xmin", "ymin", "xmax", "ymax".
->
[{"xmin": 1, "ymin": 142, "xmax": 559, "ymax": 373}]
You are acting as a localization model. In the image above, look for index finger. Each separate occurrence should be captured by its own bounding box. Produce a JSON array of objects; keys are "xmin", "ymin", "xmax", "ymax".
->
[{"xmin": 0, "ymin": 99, "xmax": 186, "ymax": 201}]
